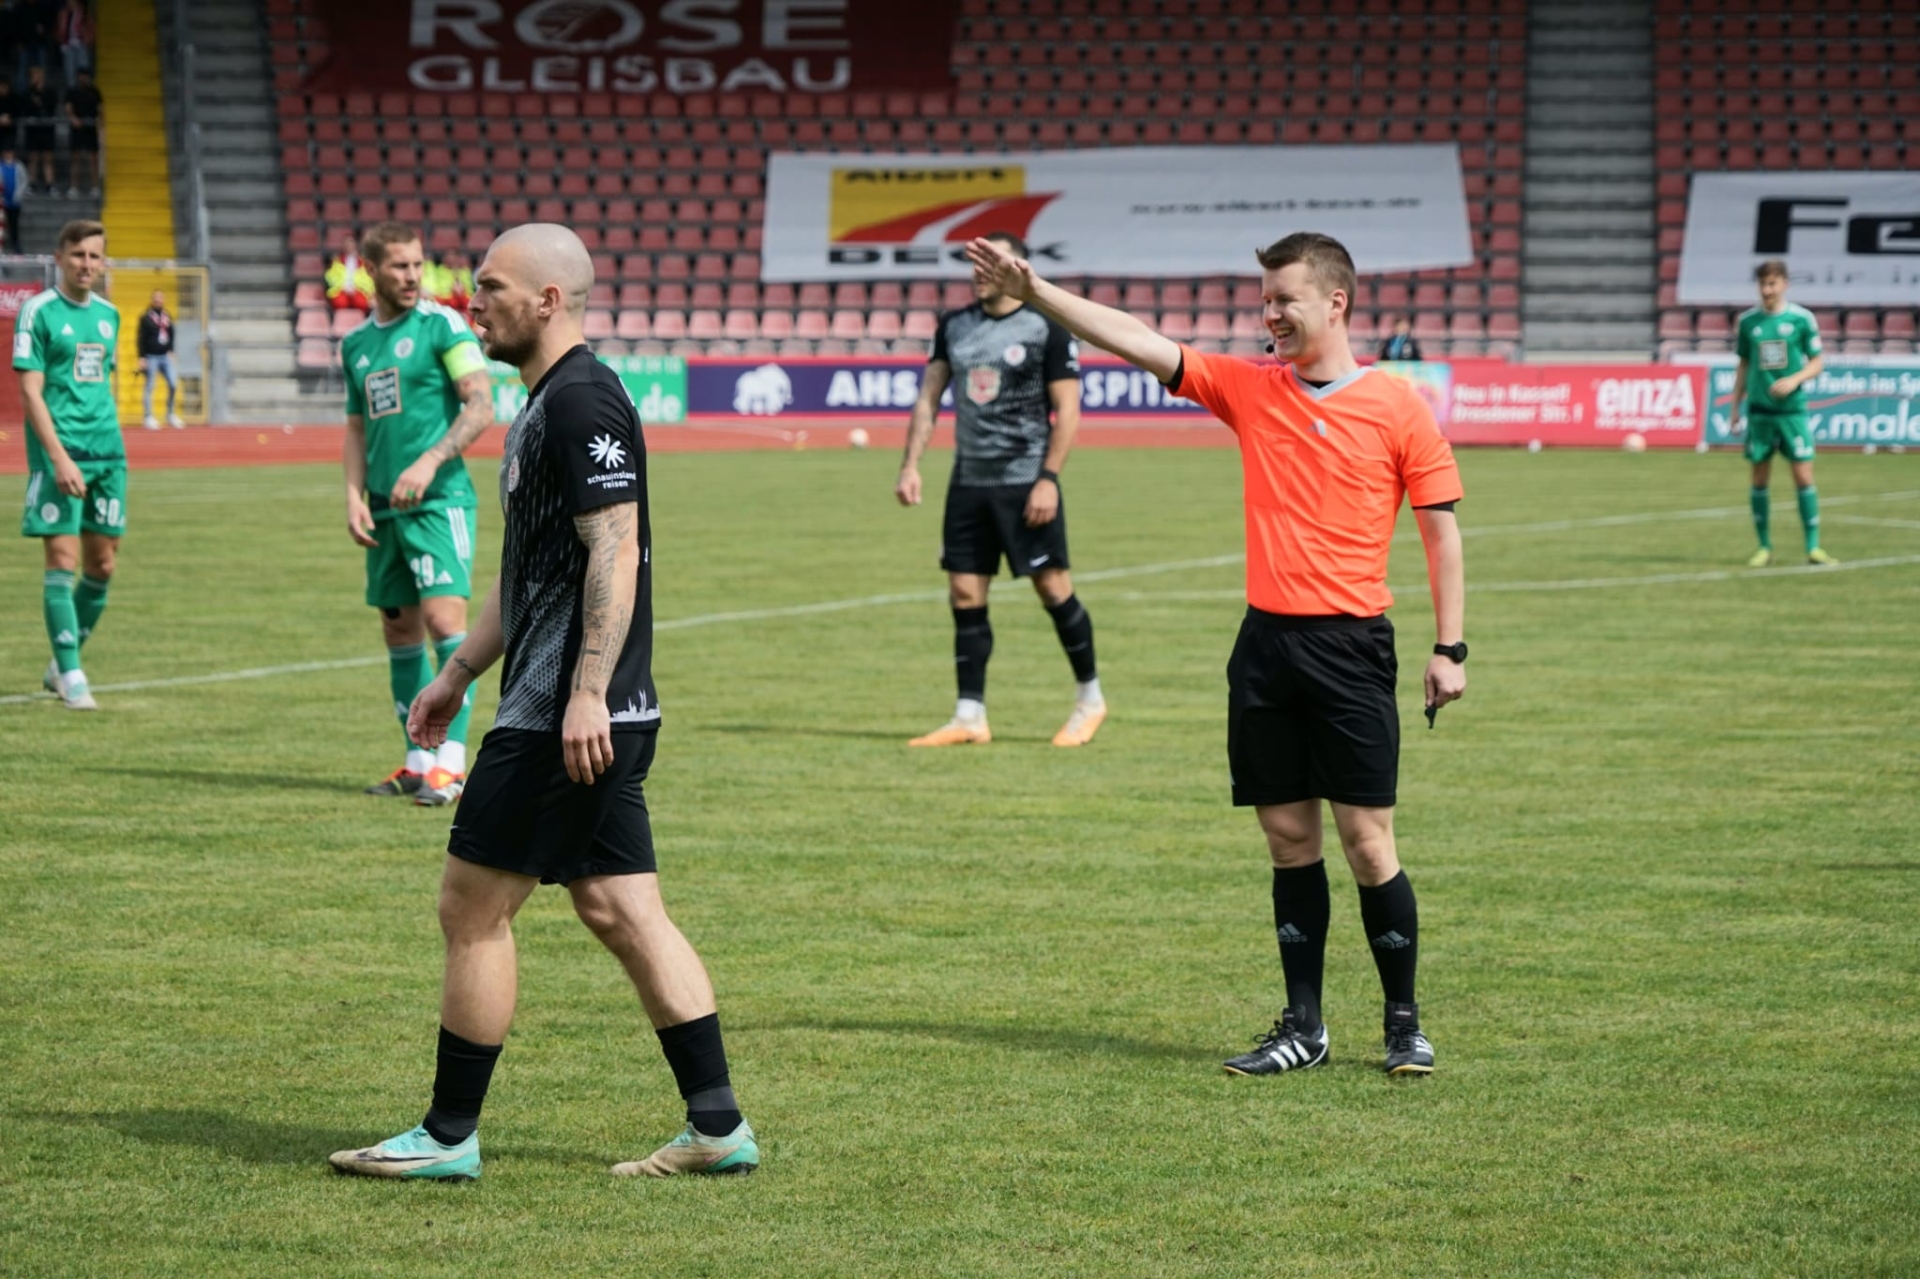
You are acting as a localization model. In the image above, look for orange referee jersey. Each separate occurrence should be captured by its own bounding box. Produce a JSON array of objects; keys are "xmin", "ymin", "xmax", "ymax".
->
[{"xmin": 1173, "ymin": 346, "xmax": 1463, "ymax": 618}]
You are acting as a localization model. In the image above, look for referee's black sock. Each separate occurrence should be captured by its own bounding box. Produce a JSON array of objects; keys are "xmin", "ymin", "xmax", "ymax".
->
[
  {"xmin": 953, "ymin": 605, "xmax": 992, "ymax": 703},
  {"xmin": 656, "ymin": 1012, "xmax": 743, "ymax": 1138},
  {"xmin": 1357, "ymin": 871, "xmax": 1419, "ymax": 1006},
  {"xmin": 423, "ymin": 1025, "xmax": 503, "ymax": 1146},
  {"xmin": 1044, "ymin": 594, "xmax": 1098, "ymax": 685},
  {"xmin": 1272, "ymin": 861, "xmax": 1330, "ymax": 1031}
]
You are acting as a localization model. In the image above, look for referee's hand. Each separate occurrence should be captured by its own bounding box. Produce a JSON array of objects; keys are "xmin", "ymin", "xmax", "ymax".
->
[
  {"xmin": 562, "ymin": 691, "xmax": 614, "ymax": 785},
  {"xmin": 1423, "ymin": 655, "xmax": 1466, "ymax": 716}
]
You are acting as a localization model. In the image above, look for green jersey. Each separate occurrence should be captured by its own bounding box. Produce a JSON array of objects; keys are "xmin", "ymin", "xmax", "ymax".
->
[
  {"xmin": 12, "ymin": 288, "xmax": 123, "ymax": 465},
  {"xmin": 1735, "ymin": 302, "xmax": 1823, "ymax": 416},
  {"xmin": 341, "ymin": 299, "xmax": 487, "ymax": 521}
]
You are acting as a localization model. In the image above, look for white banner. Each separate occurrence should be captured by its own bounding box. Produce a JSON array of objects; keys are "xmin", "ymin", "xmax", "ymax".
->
[
  {"xmin": 1678, "ymin": 172, "xmax": 1920, "ymax": 306},
  {"xmin": 760, "ymin": 146, "xmax": 1474, "ymax": 282}
]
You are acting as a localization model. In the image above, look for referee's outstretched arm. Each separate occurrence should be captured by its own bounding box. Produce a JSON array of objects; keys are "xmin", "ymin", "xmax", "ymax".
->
[{"xmin": 963, "ymin": 238, "xmax": 1181, "ymax": 383}]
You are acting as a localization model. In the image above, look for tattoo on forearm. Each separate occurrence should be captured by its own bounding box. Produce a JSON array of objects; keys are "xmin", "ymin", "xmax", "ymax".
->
[
  {"xmin": 424, "ymin": 384, "xmax": 496, "ymax": 464},
  {"xmin": 451, "ymin": 654, "xmax": 477, "ymax": 680},
  {"xmin": 571, "ymin": 503, "xmax": 638, "ymax": 696}
]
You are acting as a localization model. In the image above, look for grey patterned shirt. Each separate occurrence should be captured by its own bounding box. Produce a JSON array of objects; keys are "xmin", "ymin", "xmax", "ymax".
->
[{"xmin": 930, "ymin": 303, "xmax": 1080, "ymax": 487}]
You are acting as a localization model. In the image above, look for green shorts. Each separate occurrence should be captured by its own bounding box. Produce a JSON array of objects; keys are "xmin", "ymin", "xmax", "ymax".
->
[
  {"xmin": 21, "ymin": 458, "xmax": 127, "ymax": 538},
  {"xmin": 1744, "ymin": 412, "xmax": 1815, "ymax": 464},
  {"xmin": 365, "ymin": 503, "xmax": 476, "ymax": 609}
]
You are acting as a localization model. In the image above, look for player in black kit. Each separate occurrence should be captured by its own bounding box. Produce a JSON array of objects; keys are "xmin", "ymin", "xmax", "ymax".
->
[
  {"xmin": 329, "ymin": 225, "xmax": 758, "ymax": 1183},
  {"xmin": 895, "ymin": 230, "xmax": 1105, "ymax": 748}
]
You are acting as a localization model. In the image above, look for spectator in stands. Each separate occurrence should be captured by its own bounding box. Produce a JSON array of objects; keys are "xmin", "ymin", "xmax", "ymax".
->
[
  {"xmin": 421, "ymin": 253, "xmax": 453, "ymax": 306},
  {"xmin": 20, "ymin": 63, "xmax": 54, "ymax": 194},
  {"xmin": 138, "ymin": 289, "xmax": 181, "ymax": 429},
  {"xmin": 0, "ymin": 140, "xmax": 26, "ymax": 251},
  {"xmin": 52, "ymin": 0, "xmax": 86, "ymax": 86},
  {"xmin": 326, "ymin": 233, "xmax": 373, "ymax": 311},
  {"xmin": 0, "ymin": 77, "xmax": 15, "ymax": 156},
  {"xmin": 1378, "ymin": 316, "xmax": 1423, "ymax": 362},
  {"xmin": 9, "ymin": 1, "xmax": 52, "ymax": 89},
  {"xmin": 62, "ymin": 64, "xmax": 95, "ymax": 196},
  {"xmin": 445, "ymin": 250, "xmax": 473, "ymax": 311}
]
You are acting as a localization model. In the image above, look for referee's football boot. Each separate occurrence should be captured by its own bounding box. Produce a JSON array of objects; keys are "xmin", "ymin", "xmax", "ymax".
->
[
  {"xmin": 908, "ymin": 717, "xmax": 992, "ymax": 747},
  {"xmin": 365, "ymin": 766, "xmax": 425, "ymax": 797},
  {"xmin": 1383, "ymin": 1001, "xmax": 1435, "ymax": 1076},
  {"xmin": 414, "ymin": 767, "xmax": 466, "ymax": 807},
  {"xmin": 611, "ymin": 1119, "xmax": 759, "ymax": 1178},
  {"xmin": 1222, "ymin": 1008, "xmax": 1329, "ymax": 1076},
  {"xmin": 328, "ymin": 1125, "xmax": 480, "ymax": 1181}
]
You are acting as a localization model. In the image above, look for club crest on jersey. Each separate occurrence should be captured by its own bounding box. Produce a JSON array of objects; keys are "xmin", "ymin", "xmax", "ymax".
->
[
  {"xmin": 97, "ymin": 320, "xmax": 112, "ymax": 339},
  {"xmin": 507, "ymin": 455, "xmax": 521, "ymax": 492},
  {"xmin": 394, "ymin": 337, "xmax": 416, "ymax": 359},
  {"xmin": 1004, "ymin": 343, "xmax": 1027, "ymax": 366},
  {"xmin": 967, "ymin": 366, "xmax": 1002, "ymax": 405}
]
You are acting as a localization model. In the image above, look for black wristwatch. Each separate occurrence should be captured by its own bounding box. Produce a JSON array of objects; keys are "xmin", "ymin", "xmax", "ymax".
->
[{"xmin": 1434, "ymin": 642, "xmax": 1468, "ymax": 664}]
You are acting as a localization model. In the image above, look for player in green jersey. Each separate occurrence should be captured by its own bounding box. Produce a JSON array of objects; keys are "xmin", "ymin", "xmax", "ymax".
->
[
  {"xmin": 1733, "ymin": 259, "xmax": 1835, "ymax": 567},
  {"xmin": 16, "ymin": 220, "xmax": 121, "ymax": 710},
  {"xmin": 341, "ymin": 222, "xmax": 495, "ymax": 805}
]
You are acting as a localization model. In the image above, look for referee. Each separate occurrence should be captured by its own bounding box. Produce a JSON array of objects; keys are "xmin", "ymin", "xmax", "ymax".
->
[
  {"xmin": 329, "ymin": 225, "xmax": 758, "ymax": 1181},
  {"xmin": 965, "ymin": 232, "xmax": 1467, "ymax": 1077}
]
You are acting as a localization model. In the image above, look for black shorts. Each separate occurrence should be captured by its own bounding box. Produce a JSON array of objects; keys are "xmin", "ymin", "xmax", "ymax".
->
[
  {"xmin": 24, "ymin": 126, "xmax": 53, "ymax": 153},
  {"xmin": 448, "ymin": 727, "xmax": 659, "ymax": 885},
  {"xmin": 940, "ymin": 480, "xmax": 1070, "ymax": 578},
  {"xmin": 1226, "ymin": 609, "xmax": 1399, "ymax": 809},
  {"xmin": 71, "ymin": 126, "xmax": 98, "ymax": 152}
]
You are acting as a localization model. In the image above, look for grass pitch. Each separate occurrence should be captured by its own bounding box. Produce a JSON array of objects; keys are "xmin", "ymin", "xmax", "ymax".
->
[{"xmin": 2, "ymin": 444, "xmax": 1917, "ymax": 1277}]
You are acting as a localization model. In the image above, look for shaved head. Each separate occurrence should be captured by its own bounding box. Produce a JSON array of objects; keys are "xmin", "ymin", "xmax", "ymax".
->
[
  {"xmin": 470, "ymin": 222, "xmax": 594, "ymax": 370},
  {"xmin": 487, "ymin": 223, "xmax": 593, "ymax": 317}
]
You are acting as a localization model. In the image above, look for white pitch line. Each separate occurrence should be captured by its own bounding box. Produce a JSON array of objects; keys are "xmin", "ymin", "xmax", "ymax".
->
[{"xmin": 8, "ymin": 493, "xmax": 1919, "ymax": 709}]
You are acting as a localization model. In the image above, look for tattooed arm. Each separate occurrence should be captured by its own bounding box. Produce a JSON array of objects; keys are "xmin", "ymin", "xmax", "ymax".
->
[
  {"xmin": 390, "ymin": 370, "xmax": 496, "ymax": 510},
  {"xmin": 561, "ymin": 500, "xmax": 641, "ymax": 784}
]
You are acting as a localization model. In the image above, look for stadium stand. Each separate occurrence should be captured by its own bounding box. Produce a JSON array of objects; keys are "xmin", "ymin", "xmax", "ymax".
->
[
  {"xmin": 267, "ymin": 0, "xmax": 1529, "ymax": 375},
  {"xmin": 1652, "ymin": 3, "xmax": 1920, "ymax": 358}
]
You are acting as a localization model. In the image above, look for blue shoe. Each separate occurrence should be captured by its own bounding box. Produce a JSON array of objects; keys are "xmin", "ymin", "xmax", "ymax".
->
[
  {"xmin": 612, "ymin": 1120, "xmax": 759, "ymax": 1177},
  {"xmin": 329, "ymin": 1125, "xmax": 480, "ymax": 1181}
]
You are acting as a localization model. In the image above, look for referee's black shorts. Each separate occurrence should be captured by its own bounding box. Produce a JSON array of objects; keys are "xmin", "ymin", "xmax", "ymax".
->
[
  {"xmin": 1226, "ymin": 608, "xmax": 1400, "ymax": 809},
  {"xmin": 940, "ymin": 480, "xmax": 1071, "ymax": 578},
  {"xmin": 448, "ymin": 727, "xmax": 659, "ymax": 885}
]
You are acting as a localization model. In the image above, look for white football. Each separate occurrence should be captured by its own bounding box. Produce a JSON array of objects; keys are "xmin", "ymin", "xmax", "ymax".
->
[
  {"xmin": 1623, "ymin": 432, "xmax": 1647, "ymax": 453},
  {"xmin": 848, "ymin": 427, "xmax": 870, "ymax": 449},
  {"xmin": 1526, "ymin": 439, "xmax": 1542, "ymax": 453}
]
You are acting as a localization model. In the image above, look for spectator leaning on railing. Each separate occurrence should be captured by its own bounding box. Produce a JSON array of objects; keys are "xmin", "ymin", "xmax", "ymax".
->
[
  {"xmin": 0, "ymin": 140, "xmax": 27, "ymax": 252},
  {"xmin": 63, "ymin": 63, "xmax": 95, "ymax": 196}
]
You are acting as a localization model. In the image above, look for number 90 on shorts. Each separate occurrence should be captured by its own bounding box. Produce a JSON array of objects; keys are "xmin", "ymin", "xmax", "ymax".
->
[
  {"xmin": 20, "ymin": 459, "xmax": 127, "ymax": 538},
  {"xmin": 365, "ymin": 504, "xmax": 477, "ymax": 608}
]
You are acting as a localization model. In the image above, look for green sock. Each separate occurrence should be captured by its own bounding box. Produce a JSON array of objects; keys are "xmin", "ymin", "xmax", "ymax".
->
[
  {"xmin": 73, "ymin": 574, "xmax": 109, "ymax": 646},
  {"xmin": 388, "ymin": 642, "xmax": 434, "ymax": 750},
  {"xmin": 43, "ymin": 570, "xmax": 81, "ymax": 674},
  {"xmin": 1749, "ymin": 486, "xmax": 1771, "ymax": 550},
  {"xmin": 432, "ymin": 632, "xmax": 474, "ymax": 749},
  {"xmin": 1796, "ymin": 486, "xmax": 1820, "ymax": 553}
]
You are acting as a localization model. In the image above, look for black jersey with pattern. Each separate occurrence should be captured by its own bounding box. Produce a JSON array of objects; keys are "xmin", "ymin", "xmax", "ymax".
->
[
  {"xmin": 930, "ymin": 303, "xmax": 1080, "ymax": 487},
  {"xmin": 494, "ymin": 345, "xmax": 659, "ymax": 733}
]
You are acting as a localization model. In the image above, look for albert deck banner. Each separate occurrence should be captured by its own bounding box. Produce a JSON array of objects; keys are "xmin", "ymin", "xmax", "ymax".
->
[{"xmin": 761, "ymin": 146, "xmax": 1475, "ymax": 281}]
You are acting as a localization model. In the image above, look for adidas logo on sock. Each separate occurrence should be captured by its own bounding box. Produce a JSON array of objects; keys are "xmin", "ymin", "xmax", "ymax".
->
[
  {"xmin": 54, "ymin": 629, "xmax": 75, "ymax": 644},
  {"xmin": 1371, "ymin": 930, "xmax": 1412, "ymax": 950},
  {"xmin": 1277, "ymin": 924, "xmax": 1309, "ymax": 944}
]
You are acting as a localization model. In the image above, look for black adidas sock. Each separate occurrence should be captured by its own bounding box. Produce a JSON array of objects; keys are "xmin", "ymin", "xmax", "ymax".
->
[
  {"xmin": 1357, "ymin": 871, "xmax": 1419, "ymax": 1005},
  {"xmin": 657, "ymin": 1012, "xmax": 742, "ymax": 1138},
  {"xmin": 952, "ymin": 605, "xmax": 992, "ymax": 702},
  {"xmin": 1044, "ymin": 593, "xmax": 1098, "ymax": 683},
  {"xmin": 1272, "ymin": 862, "xmax": 1330, "ymax": 1031},
  {"xmin": 423, "ymin": 1025, "xmax": 503, "ymax": 1146}
]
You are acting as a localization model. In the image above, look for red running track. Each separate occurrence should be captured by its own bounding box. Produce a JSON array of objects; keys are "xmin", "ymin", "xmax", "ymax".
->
[{"xmin": 0, "ymin": 418, "xmax": 1233, "ymax": 474}]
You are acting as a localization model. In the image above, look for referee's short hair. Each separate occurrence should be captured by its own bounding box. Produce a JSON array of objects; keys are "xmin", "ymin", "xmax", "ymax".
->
[
  {"xmin": 1255, "ymin": 232, "xmax": 1357, "ymax": 323},
  {"xmin": 984, "ymin": 229, "xmax": 1030, "ymax": 258},
  {"xmin": 1754, "ymin": 258, "xmax": 1789, "ymax": 282}
]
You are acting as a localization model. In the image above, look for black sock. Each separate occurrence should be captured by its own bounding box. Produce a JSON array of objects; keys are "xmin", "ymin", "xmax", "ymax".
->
[
  {"xmin": 1357, "ymin": 871, "xmax": 1419, "ymax": 1005},
  {"xmin": 1044, "ymin": 594, "xmax": 1098, "ymax": 684},
  {"xmin": 1271, "ymin": 862, "xmax": 1330, "ymax": 1030},
  {"xmin": 952, "ymin": 605, "xmax": 992, "ymax": 703},
  {"xmin": 422, "ymin": 1025, "xmax": 503, "ymax": 1146},
  {"xmin": 656, "ymin": 1012, "xmax": 742, "ymax": 1138}
]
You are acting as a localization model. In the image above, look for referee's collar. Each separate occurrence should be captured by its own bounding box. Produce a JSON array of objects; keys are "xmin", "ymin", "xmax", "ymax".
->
[{"xmin": 1286, "ymin": 365, "xmax": 1370, "ymax": 400}]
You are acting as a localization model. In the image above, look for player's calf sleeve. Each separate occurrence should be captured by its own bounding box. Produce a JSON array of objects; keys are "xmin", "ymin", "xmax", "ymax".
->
[
  {"xmin": 423, "ymin": 1025, "xmax": 502, "ymax": 1146},
  {"xmin": 1272, "ymin": 862, "xmax": 1331, "ymax": 1030},
  {"xmin": 73, "ymin": 574, "xmax": 109, "ymax": 645},
  {"xmin": 1749, "ymin": 486, "xmax": 1771, "ymax": 549},
  {"xmin": 42, "ymin": 570, "xmax": 80, "ymax": 673},
  {"xmin": 1044, "ymin": 594, "xmax": 1098, "ymax": 684},
  {"xmin": 952, "ymin": 605, "xmax": 992, "ymax": 702},
  {"xmin": 432, "ymin": 632, "xmax": 474, "ymax": 748},
  {"xmin": 387, "ymin": 642, "xmax": 434, "ymax": 749},
  {"xmin": 1796, "ymin": 486, "xmax": 1820, "ymax": 551},
  {"xmin": 657, "ymin": 1012, "xmax": 742, "ymax": 1137},
  {"xmin": 1357, "ymin": 871, "xmax": 1419, "ymax": 1006}
]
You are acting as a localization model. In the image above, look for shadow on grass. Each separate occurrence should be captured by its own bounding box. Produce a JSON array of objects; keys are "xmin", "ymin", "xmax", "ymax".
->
[
  {"xmin": 754, "ymin": 1017, "xmax": 1220, "ymax": 1065},
  {"xmin": 95, "ymin": 765, "xmax": 372, "ymax": 796},
  {"xmin": 16, "ymin": 1109, "xmax": 585, "ymax": 1168}
]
